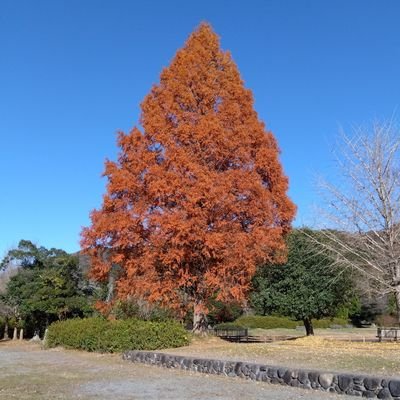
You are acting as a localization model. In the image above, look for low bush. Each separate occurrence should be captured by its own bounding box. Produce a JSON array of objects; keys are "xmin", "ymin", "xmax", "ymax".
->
[
  {"xmin": 213, "ymin": 322, "xmax": 245, "ymax": 330},
  {"xmin": 234, "ymin": 315, "xmax": 298, "ymax": 329},
  {"xmin": 231, "ymin": 316, "xmax": 349, "ymax": 330},
  {"xmin": 312, "ymin": 317, "xmax": 349, "ymax": 328},
  {"xmin": 46, "ymin": 317, "xmax": 189, "ymax": 352}
]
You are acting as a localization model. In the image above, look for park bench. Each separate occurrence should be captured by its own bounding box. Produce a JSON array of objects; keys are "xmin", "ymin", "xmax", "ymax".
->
[
  {"xmin": 377, "ymin": 327, "xmax": 400, "ymax": 342},
  {"xmin": 214, "ymin": 327, "xmax": 248, "ymax": 342}
]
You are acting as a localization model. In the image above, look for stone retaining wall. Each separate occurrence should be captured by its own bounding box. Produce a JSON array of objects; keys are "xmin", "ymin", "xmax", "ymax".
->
[{"xmin": 123, "ymin": 351, "xmax": 400, "ymax": 399}]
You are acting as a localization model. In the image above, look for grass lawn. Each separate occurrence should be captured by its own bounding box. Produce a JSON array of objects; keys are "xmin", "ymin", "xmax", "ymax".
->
[{"xmin": 162, "ymin": 328, "xmax": 400, "ymax": 378}]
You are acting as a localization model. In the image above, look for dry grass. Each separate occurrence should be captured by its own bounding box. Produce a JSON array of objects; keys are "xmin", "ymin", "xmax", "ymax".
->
[
  {"xmin": 0, "ymin": 340, "xmax": 353, "ymax": 400},
  {"xmin": 162, "ymin": 328, "xmax": 400, "ymax": 377},
  {"xmin": 0, "ymin": 341, "xmax": 126, "ymax": 400}
]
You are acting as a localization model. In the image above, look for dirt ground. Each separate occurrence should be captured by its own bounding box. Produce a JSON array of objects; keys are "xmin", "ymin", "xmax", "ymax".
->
[
  {"xmin": 0, "ymin": 341, "xmax": 354, "ymax": 400},
  {"xmin": 163, "ymin": 328, "xmax": 400, "ymax": 378}
]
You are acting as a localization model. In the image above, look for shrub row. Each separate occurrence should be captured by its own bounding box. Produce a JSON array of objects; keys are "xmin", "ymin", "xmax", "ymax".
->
[
  {"xmin": 216, "ymin": 315, "xmax": 349, "ymax": 330},
  {"xmin": 46, "ymin": 317, "xmax": 189, "ymax": 353},
  {"xmin": 213, "ymin": 323, "xmax": 245, "ymax": 330},
  {"xmin": 234, "ymin": 315, "xmax": 298, "ymax": 329},
  {"xmin": 312, "ymin": 317, "xmax": 349, "ymax": 328}
]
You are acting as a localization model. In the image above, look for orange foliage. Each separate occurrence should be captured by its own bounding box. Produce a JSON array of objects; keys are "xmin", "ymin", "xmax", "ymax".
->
[{"xmin": 81, "ymin": 23, "xmax": 296, "ymax": 324}]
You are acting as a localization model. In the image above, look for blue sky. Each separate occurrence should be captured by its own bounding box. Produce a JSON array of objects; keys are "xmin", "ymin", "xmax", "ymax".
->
[{"xmin": 1, "ymin": 0, "xmax": 399, "ymax": 257}]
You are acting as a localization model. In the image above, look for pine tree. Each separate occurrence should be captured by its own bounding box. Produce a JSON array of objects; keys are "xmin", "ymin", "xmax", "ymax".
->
[{"xmin": 81, "ymin": 23, "xmax": 296, "ymax": 332}]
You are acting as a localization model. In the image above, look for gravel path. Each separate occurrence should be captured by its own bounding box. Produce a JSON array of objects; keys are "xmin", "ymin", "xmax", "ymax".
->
[{"xmin": 0, "ymin": 342, "xmax": 354, "ymax": 400}]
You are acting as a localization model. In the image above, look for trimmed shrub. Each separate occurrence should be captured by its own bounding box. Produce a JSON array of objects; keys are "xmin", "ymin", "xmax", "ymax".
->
[
  {"xmin": 312, "ymin": 317, "xmax": 349, "ymax": 328},
  {"xmin": 235, "ymin": 315, "xmax": 298, "ymax": 329},
  {"xmin": 213, "ymin": 322, "xmax": 244, "ymax": 330},
  {"xmin": 46, "ymin": 317, "xmax": 189, "ymax": 352},
  {"xmin": 232, "ymin": 316, "xmax": 349, "ymax": 330}
]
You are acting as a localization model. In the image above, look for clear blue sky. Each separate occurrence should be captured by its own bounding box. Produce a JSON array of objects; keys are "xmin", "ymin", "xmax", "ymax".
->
[{"xmin": 1, "ymin": 0, "xmax": 399, "ymax": 257}]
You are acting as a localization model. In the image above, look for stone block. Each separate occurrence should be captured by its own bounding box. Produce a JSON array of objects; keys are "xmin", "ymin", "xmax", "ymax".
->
[
  {"xmin": 319, "ymin": 373, "xmax": 334, "ymax": 389},
  {"xmin": 346, "ymin": 388, "xmax": 363, "ymax": 397},
  {"xmin": 378, "ymin": 388, "xmax": 392, "ymax": 399},
  {"xmin": 339, "ymin": 375, "xmax": 354, "ymax": 391},
  {"xmin": 389, "ymin": 380, "xmax": 400, "ymax": 397},
  {"xmin": 298, "ymin": 371, "xmax": 309, "ymax": 384},
  {"xmin": 250, "ymin": 364, "xmax": 260, "ymax": 374},
  {"xmin": 234, "ymin": 362, "xmax": 243, "ymax": 375},
  {"xmin": 261, "ymin": 372, "xmax": 270, "ymax": 382},
  {"xmin": 256, "ymin": 371, "xmax": 266, "ymax": 381},
  {"xmin": 224, "ymin": 361, "xmax": 235, "ymax": 374},
  {"xmin": 290, "ymin": 379, "xmax": 300, "ymax": 388},
  {"xmin": 362, "ymin": 390, "xmax": 377, "ymax": 398},
  {"xmin": 267, "ymin": 367, "xmax": 278, "ymax": 378},
  {"xmin": 364, "ymin": 377, "xmax": 381, "ymax": 391},
  {"xmin": 212, "ymin": 360, "xmax": 223, "ymax": 374},
  {"xmin": 278, "ymin": 368, "xmax": 287, "ymax": 378},
  {"xmin": 283, "ymin": 370, "xmax": 292, "ymax": 385},
  {"xmin": 182, "ymin": 358, "xmax": 192, "ymax": 369},
  {"xmin": 308, "ymin": 371, "xmax": 320, "ymax": 383}
]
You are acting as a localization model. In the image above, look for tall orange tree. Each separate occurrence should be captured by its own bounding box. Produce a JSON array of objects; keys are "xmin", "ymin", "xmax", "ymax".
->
[{"xmin": 81, "ymin": 23, "xmax": 296, "ymax": 332}]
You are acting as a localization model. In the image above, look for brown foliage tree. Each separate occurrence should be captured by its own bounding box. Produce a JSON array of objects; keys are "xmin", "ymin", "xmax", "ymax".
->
[{"xmin": 81, "ymin": 23, "xmax": 296, "ymax": 332}]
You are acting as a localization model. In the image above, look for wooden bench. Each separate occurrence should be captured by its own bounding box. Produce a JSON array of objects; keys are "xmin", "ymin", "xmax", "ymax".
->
[
  {"xmin": 377, "ymin": 327, "xmax": 400, "ymax": 342},
  {"xmin": 214, "ymin": 327, "xmax": 248, "ymax": 342}
]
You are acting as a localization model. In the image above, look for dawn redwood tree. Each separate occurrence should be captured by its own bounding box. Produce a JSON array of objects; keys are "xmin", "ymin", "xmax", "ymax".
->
[{"xmin": 81, "ymin": 23, "xmax": 296, "ymax": 333}]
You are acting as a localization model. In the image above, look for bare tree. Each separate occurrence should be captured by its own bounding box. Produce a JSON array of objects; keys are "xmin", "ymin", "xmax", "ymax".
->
[{"xmin": 313, "ymin": 120, "xmax": 400, "ymax": 323}]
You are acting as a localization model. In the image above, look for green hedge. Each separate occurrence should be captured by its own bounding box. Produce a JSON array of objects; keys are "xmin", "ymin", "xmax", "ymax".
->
[
  {"xmin": 232, "ymin": 316, "xmax": 349, "ymax": 330},
  {"xmin": 235, "ymin": 316, "xmax": 298, "ymax": 329},
  {"xmin": 312, "ymin": 317, "xmax": 349, "ymax": 328},
  {"xmin": 46, "ymin": 318, "xmax": 189, "ymax": 353},
  {"xmin": 213, "ymin": 322, "xmax": 245, "ymax": 330}
]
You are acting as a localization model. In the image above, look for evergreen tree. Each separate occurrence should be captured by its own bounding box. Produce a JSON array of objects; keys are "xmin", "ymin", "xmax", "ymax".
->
[
  {"xmin": 2, "ymin": 240, "xmax": 93, "ymax": 336},
  {"xmin": 251, "ymin": 229, "xmax": 355, "ymax": 335}
]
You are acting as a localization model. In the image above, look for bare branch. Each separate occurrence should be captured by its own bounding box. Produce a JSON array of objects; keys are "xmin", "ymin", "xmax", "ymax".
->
[{"xmin": 314, "ymin": 120, "xmax": 400, "ymax": 322}]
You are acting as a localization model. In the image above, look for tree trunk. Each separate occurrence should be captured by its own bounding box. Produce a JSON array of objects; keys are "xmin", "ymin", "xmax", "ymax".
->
[
  {"xmin": 13, "ymin": 327, "xmax": 18, "ymax": 340},
  {"xmin": 106, "ymin": 272, "xmax": 115, "ymax": 303},
  {"xmin": 395, "ymin": 286, "xmax": 400, "ymax": 326},
  {"xmin": 192, "ymin": 299, "xmax": 208, "ymax": 335},
  {"xmin": 3, "ymin": 319, "xmax": 9, "ymax": 340},
  {"xmin": 303, "ymin": 317, "xmax": 314, "ymax": 336}
]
